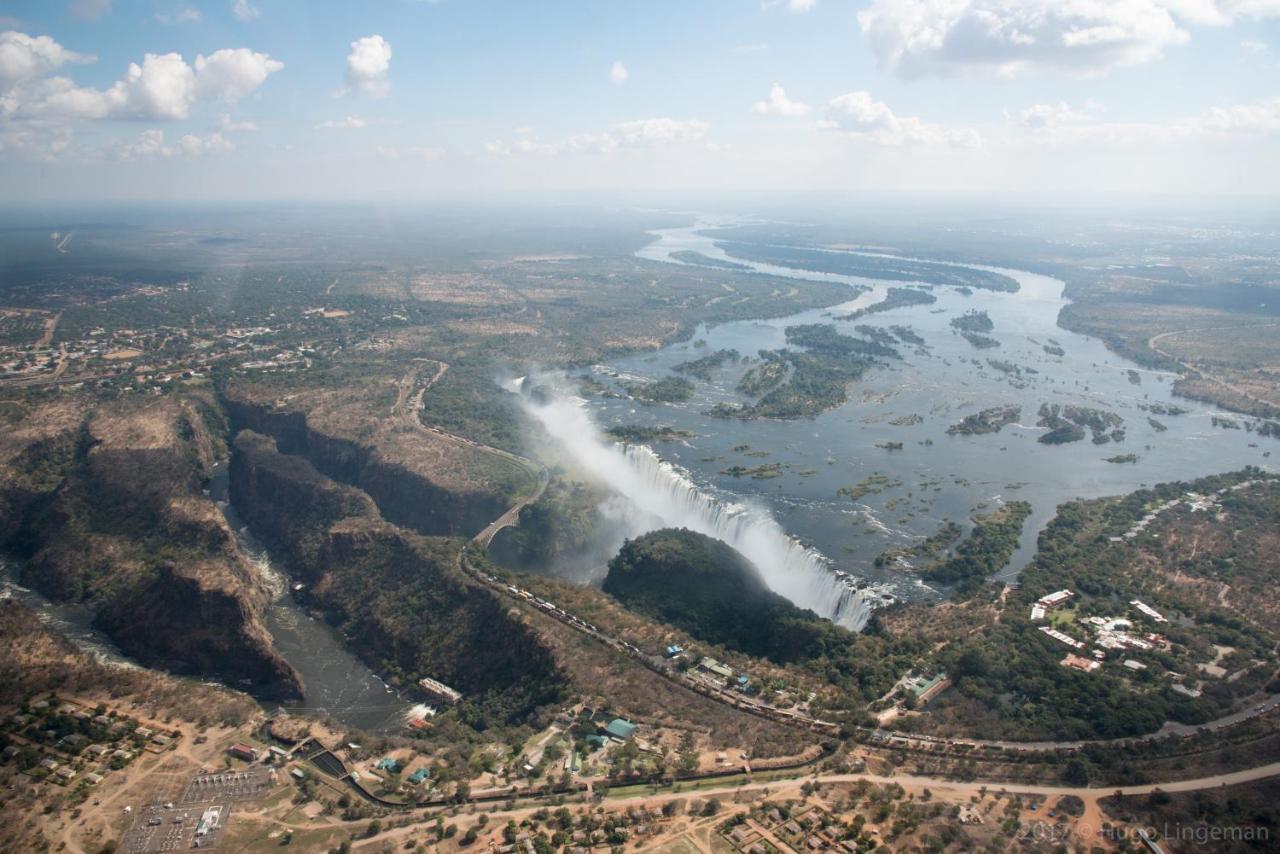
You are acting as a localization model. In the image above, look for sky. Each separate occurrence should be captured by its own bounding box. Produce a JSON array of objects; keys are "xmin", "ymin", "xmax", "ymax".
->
[{"xmin": 1, "ymin": 0, "xmax": 1278, "ymax": 201}]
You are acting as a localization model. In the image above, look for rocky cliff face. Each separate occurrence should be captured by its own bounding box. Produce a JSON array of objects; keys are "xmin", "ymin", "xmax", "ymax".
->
[
  {"xmin": 95, "ymin": 561, "xmax": 302, "ymax": 701},
  {"xmin": 0, "ymin": 398, "xmax": 302, "ymax": 701},
  {"xmin": 229, "ymin": 429, "xmax": 379, "ymax": 579},
  {"xmin": 222, "ymin": 387, "xmax": 517, "ymax": 539},
  {"xmin": 230, "ymin": 429, "xmax": 567, "ymax": 724}
]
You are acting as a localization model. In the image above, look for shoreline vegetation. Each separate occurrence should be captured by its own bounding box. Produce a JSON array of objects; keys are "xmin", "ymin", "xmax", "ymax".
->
[
  {"xmin": 919, "ymin": 501, "xmax": 1033, "ymax": 592},
  {"xmin": 604, "ymin": 425, "xmax": 696, "ymax": 443},
  {"xmin": 708, "ymin": 324, "xmax": 898, "ymax": 421},
  {"xmin": 714, "ymin": 242, "xmax": 1021, "ymax": 292},
  {"xmin": 667, "ymin": 250, "xmax": 751, "ymax": 271},
  {"xmin": 672, "ymin": 348, "xmax": 742, "ymax": 381},
  {"xmin": 623, "ymin": 375, "xmax": 694, "ymax": 404},
  {"xmin": 837, "ymin": 286, "xmax": 936, "ymax": 321},
  {"xmin": 1037, "ymin": 403, "xmax": 1125, "ymax": 445},
  {"xmin": 946, "ymin": 405, "xmax": 1022, "ymax": 436}
]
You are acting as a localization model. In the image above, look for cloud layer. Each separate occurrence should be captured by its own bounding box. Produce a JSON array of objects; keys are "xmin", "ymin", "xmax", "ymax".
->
[
  {"xmin": 859, "ymin": 0, "xmax": 1223, "ymax": 78},
  {"xmin": 2, "ymin": 36, "xmax": 282, "ymax": 121},
  {"xmin": 820, "ymin": 91, "xmax": 981, "ymax": 147}
]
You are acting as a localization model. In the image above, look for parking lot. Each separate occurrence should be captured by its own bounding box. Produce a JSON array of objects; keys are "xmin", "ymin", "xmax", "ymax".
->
[{"xmin": 120, "ymin": 802, "xmax": 229, "ymax": 853}]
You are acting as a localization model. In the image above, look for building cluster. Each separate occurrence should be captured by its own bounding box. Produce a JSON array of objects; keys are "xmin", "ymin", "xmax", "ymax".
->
[
  {"xmin": 696, "ymin": 657, "xmax": 755, "ymax": 694},
  {"xmin": 0, "ymin": 283, "xmax": 350, "ymax": 397},
  {"xmin": 1085, "ymin": 616, "xmax": 1167, "ymax": 653},
  {"xmin": 1030, "ymin": 588, "xmax": 1183, "ymax": 680},
  {"xmin": 1110, "ymin": 496, "xmax": 1185, "ymax": 542},
  {"xmin": 0, "ymin": 695, "xmax": 169, "ymax": 788},
  {"xmin": 1130, "ymin": 600, "xmax": 1167, "ymax": 623},
  {"xmin": 721, "ymin": 800, "xmax": 871, "ymax": 854},
  {"xmin": 1030, "ymin": 589, "xmax": 1074, "ymax": 622},
  {"xmin": 1061, "ymin": 654, "xmax": 1100, "ymax": 673},
  {"xmin": 901, "ymin": 672, "xmax": 952, "ymax": 705},
  {"xmin": 1108, "ymin": 481, "xmax": 1264, "ymax": 544}
]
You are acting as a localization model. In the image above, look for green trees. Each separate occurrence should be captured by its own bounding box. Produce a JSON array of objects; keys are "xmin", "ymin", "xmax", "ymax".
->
[
  {"xmin": 923, "ymin": 502, "xmax": 1032, "ymax": 593},
  {"xmin": 623, "ymin": 376, "xmax": 694, "ymax": 403},
  {"xmin": 603, "ymin": 528, "xmax": 829, "ymax": 663},
  {"xmin": 949, "ymin": 310, "xmax": 994, "ymax": 334},
  {"xmin": 602, "ymin": 528, "xmax": 924, "ymax": 705}
]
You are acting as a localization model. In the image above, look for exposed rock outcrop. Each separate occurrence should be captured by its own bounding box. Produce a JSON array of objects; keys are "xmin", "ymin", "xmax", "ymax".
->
[
  {"xmin": 221, "ymin": 381, "xmax": 522, "ymax": 538},
  {"xmin": 0, "ymin": 398, "xmax": 302, "ymax": 701}
]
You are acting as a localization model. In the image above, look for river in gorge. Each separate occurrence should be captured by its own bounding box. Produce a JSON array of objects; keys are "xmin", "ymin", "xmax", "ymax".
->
[
  {"xmin": 209, "ymin": 467, "xmax": 414, "ymax": 733},
  {"xmin": 1, "ymin": 470, "xmax": 412, "ymax": 735},
  {"xmin": 568, "ymin": 219, "xmax": 1273, "ymax": 611}
]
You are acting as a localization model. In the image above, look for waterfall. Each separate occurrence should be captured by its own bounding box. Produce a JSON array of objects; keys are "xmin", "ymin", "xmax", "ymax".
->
[{"xmin": 518, "ymin": 384, "xmax": 885, "ymax": 630}]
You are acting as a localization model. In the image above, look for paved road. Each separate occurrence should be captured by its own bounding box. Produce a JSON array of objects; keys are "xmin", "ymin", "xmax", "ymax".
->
[
  {"xmin": 472, "ymin": 465, "xmax": 550, "ymax": 548},
  {"xmin": 592, "ymin": 762, "xmax": 1280, "ymax": 809}
]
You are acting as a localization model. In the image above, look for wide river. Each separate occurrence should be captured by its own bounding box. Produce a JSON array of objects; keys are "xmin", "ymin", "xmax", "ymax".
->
[{"xmin": 584, "ymin": 220, "xmax": 1274, "ymax": 602}]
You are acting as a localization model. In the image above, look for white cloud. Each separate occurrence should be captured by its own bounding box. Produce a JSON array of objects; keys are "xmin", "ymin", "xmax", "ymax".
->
[
  {"xmin": 316, "ymin": 115, "xmax": 368, "ymax": 129},
  {"xmin": 0, "ymin": 31, "xmax": 94, "ymax": 88},
  {"xmin": 486, "ymin": 117, "xmax": 711, "ymax": 156},
  {"xmin": 1192, "ymin": 97, "xmax": 1280, "ymax": 133},
  {"xmin": 231, "ymin": 0, "xmax": 260, "ymax": 22},
  {"xmin": 1002, "ymin": 96, "xmax": 1280, "ymax": 146},
  {"xmin": 116, "ymin": 128, "xmax": 232, "ymax": 159},
  {"xmin": 156, "ymin": 8, "xmax": 202, "ymax": 25},
  {"xmin": 69, "ymin": 0, "xmax": 111, "ymax": 21},
  {"xmin": 820, "ymin": 91, "xmax": 981, "ymax": 147},
  {"xmin": 180, "ymin": 131, "xmax": 233, "ymax": 154},
  {"xmin": 0, "ymin": 121, "xmax": 73, "ymax": 161},
  {"xmin": 734, "ymin": 43, "xmax": 770, "ymax": 53},
  {"xmin": 609, "ymin": 60, "xmax": 628, "ymax": 85},
  {"xmin": 859, "ymin": 1, "xmax": 1280, "ymax": 79},
  {"xmin": 858, "ymin": 0, "xmax": 1191, "ymax": 77},
  {"xmin": 193, "ymin": 48, "xmax": 283, "ymax": 102},
  {"xmin": 613, "ymin": 117, "xmax": 710, "ymax": 147},
  {"xmin": 219, "ymin": 112, "xmax": 256, "ymax": 132},
  {"xmin": 344, "ymin": 35, "xmax": 391, "ymax": 98},
  {"xmin": 1241, "ymin": 38, "xmax": 1269, "ymax": 52},
  {"xmin": 3, "ymin": 44, "xmax": 281, "ymax": 121},
  {"xmin": 764, "ymin": 0, "xmax": 817, "ymax": 11},
  {"xmin": 375, "ymin": 144, "xmax": 442, "ymax": 161},
  {"xmin": 1018, "ymin": 101, "xmax": 1096, "ymax": 129},
  {"xmin": 65, "ymin": 52, "xmax": 196, "ymax": 119},
  {"xmin": 1219, "ymin": 0, "xmax": 1280, "ymax": 18},
  {"xmin": 752, "ymin": 83, "xmax": 811, "ymax": 117}
]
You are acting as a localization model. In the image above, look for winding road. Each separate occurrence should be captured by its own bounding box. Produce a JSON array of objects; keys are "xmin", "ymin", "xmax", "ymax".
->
[
  {"xmin": 393, "ymin": 362, "xmax": 549, "ymax": 547},
  {"xmin": 1148, "ymin": 324, "xmax": 1280, "ymax": 413}
]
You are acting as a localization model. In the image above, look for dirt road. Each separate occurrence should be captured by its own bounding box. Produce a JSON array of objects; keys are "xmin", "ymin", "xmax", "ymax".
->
[{"xmin": 1148, "ymin": 324, "xmax": 1280, "ymax": 411}]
